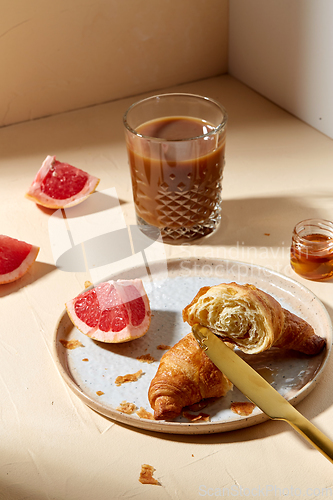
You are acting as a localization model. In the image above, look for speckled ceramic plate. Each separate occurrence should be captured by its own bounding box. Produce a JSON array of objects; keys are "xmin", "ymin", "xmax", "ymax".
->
[{"xmin": 53, "ymin": 258, "xmax": 332, "ymax": 434}]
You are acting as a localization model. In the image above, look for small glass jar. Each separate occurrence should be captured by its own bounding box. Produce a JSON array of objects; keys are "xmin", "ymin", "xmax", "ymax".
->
[{"xmin": 290, "ymin": 218, "xmax": 333, "ymax": 280}]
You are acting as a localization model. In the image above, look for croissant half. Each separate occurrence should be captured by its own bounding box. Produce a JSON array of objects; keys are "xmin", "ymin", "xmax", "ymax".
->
[
  {"xmin": 182, "ymin": 282, "xmax": 325, "ymax": 355},
  {"xmin": 148, "ymin": 333, "xmax": 233, "ymax": 420}
]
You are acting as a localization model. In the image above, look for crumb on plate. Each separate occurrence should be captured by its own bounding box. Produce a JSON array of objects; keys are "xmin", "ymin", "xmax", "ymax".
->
[
  {"xmin": 116, "ymin": 401, "xmax": 137, "ymax": 414},
  {"xmin": 136, "ymin": 354, "xmax": 156, "ymax": 363},
  {"xmin": 59, "ymin": 339, "xmax": 84, "ymax": 350},
  {"xmin": 182, "ymin": 411, "xmax": 210, "ymax": 422},
  {"xmin": 96, "ymin": 391, "xmax": 104, "ymax": 396},
  {"xmin": 136, "ymin": 407, "xmax": 155, "ymax": 420},
  {"xmin": 231, "ymin": 402, "xmax": 256, "ymax": 416},
  {"xmin": 115, "ymin": 369, "xmax": 143, "ymax": 387},
  {"xmin": 156, "ymin": 344, "xmax": 171, "ymax": 350},
  {"xmin": 186, "ymin": 397, "xmax": 218, "ymax": 412}
]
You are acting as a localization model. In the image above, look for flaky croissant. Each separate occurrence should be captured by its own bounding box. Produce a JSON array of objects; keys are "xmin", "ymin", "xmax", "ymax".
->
[
  {"xmin": 182, "ymin": 282, "xmax": 325, "ymax": 355},
  {"xmin": 148, "ymin": 333, "xmax": 233, "ymax": 420}
]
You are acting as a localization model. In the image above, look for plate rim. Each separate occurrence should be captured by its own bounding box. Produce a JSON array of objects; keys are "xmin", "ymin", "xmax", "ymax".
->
[{"xmin": 52, "ymin": 257, "xmax": 332, "ymax": 435}]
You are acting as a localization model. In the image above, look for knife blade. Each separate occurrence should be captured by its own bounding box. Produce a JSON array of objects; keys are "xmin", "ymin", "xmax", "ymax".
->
[{"xmin": 192, "ymin": 324, "xmax": 333, "ymax": 464}]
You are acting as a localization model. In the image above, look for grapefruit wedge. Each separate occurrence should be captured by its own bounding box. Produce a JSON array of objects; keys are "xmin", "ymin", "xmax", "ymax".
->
[
  {"xmin": 66, "ymin": 279, "xmax": 151, "ymax": 343},
  {"xmin": 26, "ymin": 155, "xmax": 100, "ymax": 209},
  {"xmin": 0, "ymin": 235, "xmax": 39, "ymax": 284}
]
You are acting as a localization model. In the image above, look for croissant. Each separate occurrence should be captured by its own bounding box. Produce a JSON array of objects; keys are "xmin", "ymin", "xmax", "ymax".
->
[
  {"xmin": 182, "ymin": 282, "xmax": 325, "ymax": 356},
  {"xmin": 148, "ymin": 333, "xmax": 233, "ymax": 420}
]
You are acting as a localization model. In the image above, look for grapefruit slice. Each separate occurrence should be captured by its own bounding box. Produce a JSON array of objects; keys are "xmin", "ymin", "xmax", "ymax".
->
[
  {"xmin": 0, "ymin": 235, "xmax": 40, "ymax": 284},
  {"xmin": 66, "ymin": 279, "xmax": 151, "ymax": 343},
  {"xmin": 26, "ymin": 155, "xmax": 100, "ymax": 209}
]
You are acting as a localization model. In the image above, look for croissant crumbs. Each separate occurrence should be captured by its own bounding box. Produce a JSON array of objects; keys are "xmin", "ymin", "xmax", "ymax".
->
[
  {"xmin": 115, "ymin": 369, "xmax": 143, "ymax": 386},
  {"xmin": 231, "ymin": 402, "xmax": 256, "ymax": 417},
  {"xmin": 60, "ymin": 339, "xmax": 84, "ymax": 350},
  {"xmin": 137, "ymin": 353, "xmax": 156, "ymax": 363},
  {"xmin": 182, "ymin": 411, "xmax": 210, "ymax": 422},
  {"xmin": 136, "ymin": 407, "xmax": 155, "ymax": 420},
  {"xmin": 139, "ymin": 464, "xmax": 160, "ymax": 485},
  {"xmin": 116, "ymin": 401, "xmax": 137, "ymax": 414}
]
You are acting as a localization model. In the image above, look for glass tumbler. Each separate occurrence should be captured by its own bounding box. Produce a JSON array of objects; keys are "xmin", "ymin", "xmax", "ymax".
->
[{"xmin": 123, "ymin": 93, "xmax": 228, "ymax": 244}]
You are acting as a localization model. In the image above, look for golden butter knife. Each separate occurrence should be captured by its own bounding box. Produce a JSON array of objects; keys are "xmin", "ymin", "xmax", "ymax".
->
[{"xmin": 192, "ymin": 324, "xmax": 333, "ymax": 464}]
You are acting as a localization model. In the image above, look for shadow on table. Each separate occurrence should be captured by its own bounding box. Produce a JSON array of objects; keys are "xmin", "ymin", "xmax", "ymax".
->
[
  {"xmin": 0, "ymin": 261, "xmax": 56, "ymax": 297},
  {"xmin": 35, "ymin": 191, "xmax": 128, "ymax": 218},
  {"xmin": 197, "ymin": 193, "xmax": 332, "ymax": 249}
]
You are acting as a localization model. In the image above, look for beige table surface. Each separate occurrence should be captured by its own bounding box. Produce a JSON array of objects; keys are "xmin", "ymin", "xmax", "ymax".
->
[{"xmin": 1, "ymin": 75, "xmax": 333, "ymax": 499}]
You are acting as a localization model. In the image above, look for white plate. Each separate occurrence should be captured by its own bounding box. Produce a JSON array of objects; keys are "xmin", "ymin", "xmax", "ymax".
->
[{"xmin": 53, "ymin": 258, "xmax": 332, "ymax": 434}]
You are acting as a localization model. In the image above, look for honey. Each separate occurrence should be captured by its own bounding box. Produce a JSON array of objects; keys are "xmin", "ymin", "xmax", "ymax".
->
[{"xmin": 290, "ymin": 219, "xmax": 333, "ymax": 280}]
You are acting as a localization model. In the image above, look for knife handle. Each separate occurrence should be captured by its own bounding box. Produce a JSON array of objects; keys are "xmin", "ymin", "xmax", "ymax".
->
[{"xmin": 281, "ymin": 412, "xmax": 333, "ymax": 464}]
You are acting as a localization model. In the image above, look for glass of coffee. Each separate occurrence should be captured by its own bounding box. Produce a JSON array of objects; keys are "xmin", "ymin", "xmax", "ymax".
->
[{"xmin": 123, "ymin": 93, "xmax": 228, "ymax": 244}]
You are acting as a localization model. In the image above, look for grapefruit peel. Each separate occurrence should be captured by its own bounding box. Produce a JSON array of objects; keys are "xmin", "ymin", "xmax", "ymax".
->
[
  {"xmin": 0, "ymin": 235, "xmax": 40, "ymax": 284},
  {"xmin": 65, "ymin": 279, "xmax": 151, "ymax": 343},
  {"xmin": 26, "ymin": 155, "xmax": 100, "ymax": 209}
]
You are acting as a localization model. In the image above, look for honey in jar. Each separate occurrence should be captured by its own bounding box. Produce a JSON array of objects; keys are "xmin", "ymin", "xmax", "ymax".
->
[{"xmin": 290, "ymin": 219, "xmax": 333, "ymax": 280}]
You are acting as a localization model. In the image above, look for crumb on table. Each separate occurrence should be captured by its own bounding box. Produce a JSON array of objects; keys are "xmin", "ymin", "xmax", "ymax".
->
[{"xmin": 139, "ymin": 464, "xmax": 160, "ymax": 485}]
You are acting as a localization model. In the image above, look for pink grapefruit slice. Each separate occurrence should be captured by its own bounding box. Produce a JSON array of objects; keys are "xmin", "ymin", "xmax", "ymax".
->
[
  {"xmin": 66, "ymin": 279, "xmax": 151, "ymax": 343},
  {"xmin": 0, "ymin": 235, "xmax": 40, "ymax": 284},
  {"xmin": 26, "ymin": 155, "xmax": 100, "ymax": 209}
]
